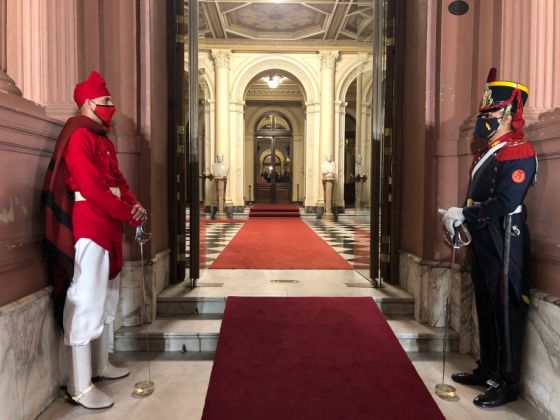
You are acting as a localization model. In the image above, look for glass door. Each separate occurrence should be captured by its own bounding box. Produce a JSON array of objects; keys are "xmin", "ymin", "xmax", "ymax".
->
[
  {"xmin": 255, "ymin": 136, "xmax": 293, "ymax": 204},
  {"xmin": 274, "ymin": 138, "xmax": 292, "ymax": 204},
  {"xmin": 167, "ymin": 0, "xmax": 187, "ymax": 284},
  {"xmin": 255, "ymin": 136, "xmax": 274, "ymax": 203},
  {"xmin": 186, "ymin": 0, "xmax": 203, "ymax": 286}
]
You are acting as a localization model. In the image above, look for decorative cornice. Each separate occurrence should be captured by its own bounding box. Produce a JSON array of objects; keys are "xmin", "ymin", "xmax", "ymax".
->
[
  {"xmin": 200, "ymin": 38, "xmax": 371, "ymax": 53},
  {"xmin": 246, "ymin": 88, "xmax": 304, "ymax": 98},
  {"xmin": 211, "ymin": 49, "xmax": 232, "ymax": 69}
]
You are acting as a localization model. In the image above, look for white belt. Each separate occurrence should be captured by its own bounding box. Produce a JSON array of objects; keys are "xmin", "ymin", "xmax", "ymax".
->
[
  {"xmin": 509, "ymin": 205, "xmax": 522, "ymax": 215},
  {"xmin": 74, "ymin": 187, "xmax": 121, "ymax": 202}
]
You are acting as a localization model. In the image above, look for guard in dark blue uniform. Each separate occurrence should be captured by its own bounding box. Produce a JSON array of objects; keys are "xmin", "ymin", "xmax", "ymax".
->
[{"xmin": 442, "ymin": 69, "xmax": 537, "ymax": 408}]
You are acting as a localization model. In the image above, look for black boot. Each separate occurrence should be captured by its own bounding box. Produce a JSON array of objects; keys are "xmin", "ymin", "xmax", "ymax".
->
[
  {"xmin": 451, "ymin": 363, "xmax": 491, "ymax": 386},
  {"xmin": 473, "ymin": 383, "xmax": 518, "ymax": 408}
]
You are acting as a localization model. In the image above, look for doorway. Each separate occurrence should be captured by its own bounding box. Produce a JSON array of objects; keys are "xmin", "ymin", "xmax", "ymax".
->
[
  {"xmin": 175, "ymin": 0, "xmax": 403, "ymax": 287},
  {"xmin": 254, "ymin": 113, "xmax": 293, "ymax": 204}
]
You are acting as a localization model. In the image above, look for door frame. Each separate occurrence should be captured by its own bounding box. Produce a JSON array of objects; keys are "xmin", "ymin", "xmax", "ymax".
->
[
  {"xmin": 166, "ymin": 0, "xmax": 187, "ymax": 284},
  {"xmin": 254, "ymin": 134, "xmax": 294, "ymax": 204},
  {"xmin": 370, "ymin": 0, "xmax": 404, "ymax": 286}
]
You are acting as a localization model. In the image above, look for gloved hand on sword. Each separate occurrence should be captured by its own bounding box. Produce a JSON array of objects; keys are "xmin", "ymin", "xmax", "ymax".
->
[{"xmin": 439, "ymin": 207, "xmax": 465, "ymax": 235}]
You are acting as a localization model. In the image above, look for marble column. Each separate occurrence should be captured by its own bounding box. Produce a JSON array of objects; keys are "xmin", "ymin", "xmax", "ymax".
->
[
  {"xmin": 212, "ymin": 50, "xmax": 231, "ymax": 144},
  {"xmin": 334, "ymin": 100, "xmax": 345, "ymax": 208},
  {"xmin": 42, "ymin": 0, "xmax": 80, "ymax": 120},
  {"xmin": 203, "ymin": 99, "xmax": 215, "ymax": 208},
  {"xmin": 0, "ymin": 0, "xmax": 21, "ymax": 96},
  {"xmin": 355, "ymin": 60, "xmax": 364, "ymax": 160},
  {"xmin": 5, "ymin": 0, "xmax": 79, "ymax": 120},
  {"xmin": 318, "ymin": 50, "xmax": 338, "ymax": 206},
  {"xmin": 501, "ymin": 0, "xmax": 559, "ymax": 121},
  {"xmin": 305, "ymin": 101, "xmax": 320, "ymax": 208},
  {"xmin": 230, "ymin": 100, "xmax": 245, "ymax": 207},
  {"xmin": 212, "ymin": 49, "xmax": 231, "ymax": 204}
]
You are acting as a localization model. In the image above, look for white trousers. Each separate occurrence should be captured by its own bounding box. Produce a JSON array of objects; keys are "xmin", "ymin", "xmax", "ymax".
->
[{"xmin": 63, "ymin": 238, "xmax": 120, "ymax": 346}]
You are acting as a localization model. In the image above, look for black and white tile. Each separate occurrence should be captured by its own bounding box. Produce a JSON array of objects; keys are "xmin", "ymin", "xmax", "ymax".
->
[
  {"xmin": 304, "ymin": 216, "xmax": 372, "ymax": 269},
  {"xmin": 186, "ymin": 221, "xmax": 244, "ymax": 267},
  {"xmin": 185, "ymin": 214, "xmax": 372, "ymax": 270}
]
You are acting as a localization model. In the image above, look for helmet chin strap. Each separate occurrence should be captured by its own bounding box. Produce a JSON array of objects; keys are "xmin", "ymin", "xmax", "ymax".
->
[
  {"xmin": 499, "ymin": 105, "xmax": 512, "ymax": 129},
  {"xmin": 489, "ymin": 105, "xmax": 512, "ymax": 141}
]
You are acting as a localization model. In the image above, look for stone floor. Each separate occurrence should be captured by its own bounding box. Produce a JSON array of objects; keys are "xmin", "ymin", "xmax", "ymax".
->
[
  {"xmin": 37, "ymin": 217, "xmax": 544, "ymax": 419},
  {"xmin": 37, "ymin": 351, "xmax": 542, "ymax": 420}
]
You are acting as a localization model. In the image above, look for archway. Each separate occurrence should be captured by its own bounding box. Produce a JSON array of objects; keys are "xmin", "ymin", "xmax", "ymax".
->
[
  {"xmin": 231, "ymin": 55, "xmax": 320, "ymax": 207},
  {"xmin": 241, "ymin": 67, "xmax": 308, "ymax": 205}
]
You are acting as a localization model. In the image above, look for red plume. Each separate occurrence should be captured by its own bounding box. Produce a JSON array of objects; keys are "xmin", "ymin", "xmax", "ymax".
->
[
  {"xmin": 511, "ymin": 89, "xmax": 525, "ymax": 139},
  {"xmin": 486, "ymin": 67, "xmax": 497, "ymax": 83}
]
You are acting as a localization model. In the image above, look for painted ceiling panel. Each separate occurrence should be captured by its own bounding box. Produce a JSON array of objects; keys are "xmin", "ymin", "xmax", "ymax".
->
[{"xmin": 197, "ymin": 1, "xmax": 373, "ymax": 41}]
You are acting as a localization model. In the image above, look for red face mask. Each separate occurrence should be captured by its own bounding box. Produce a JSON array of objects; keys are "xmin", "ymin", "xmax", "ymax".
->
[{"xmin": 91, "ymin": 102, "xmax": 116, "ymax": 126}]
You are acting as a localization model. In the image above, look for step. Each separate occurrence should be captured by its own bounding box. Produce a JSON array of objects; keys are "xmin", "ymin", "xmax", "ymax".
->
[
  {"xmin": 249, "ymin": 212, "xmax": 301, "ymax": 218},
  {"xmin": 157, "ymin": 296, "xmax": 414, "ymax": 317},
  {"xmin": 250, "ymin": 206, "xmax": 300, "ymax": 212},
  {"xmin": 114, "ymin": 315, "xmax": 457, "ymax": 354}
]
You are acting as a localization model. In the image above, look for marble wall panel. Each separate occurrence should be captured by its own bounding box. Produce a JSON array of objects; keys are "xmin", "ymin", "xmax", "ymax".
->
[
  {"xmin": 399, "ymin": 251, "xmax": 473, "ymax": 354},
  {"xmin": 400, "ymin": 252, "xmax": 560, "ymax": 417},
  {"xmin": 0, "ymin": 288, "xmax": 62, "ymax": 420},
  {"xmin": 119, "ymin": 249, "xmax": 170, "ymax": 328},
  {"xmin": 521, "ymin": 290, "xmax": 560, "ymax": 420}
]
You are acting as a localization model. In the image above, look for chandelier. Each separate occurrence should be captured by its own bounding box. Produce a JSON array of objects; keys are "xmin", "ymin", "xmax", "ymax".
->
[{"xmin": 267, "ymin": 75, "xmax": 283, "ymax": 89}]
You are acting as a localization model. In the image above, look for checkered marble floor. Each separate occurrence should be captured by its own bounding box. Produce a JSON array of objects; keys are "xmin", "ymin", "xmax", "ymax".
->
[
  {"xmin": 186, "ymin": 213, "xmax": 371, "ymax": 270},
  {"xmin": 186, "ymin": 221, "xmax": 245, "ymax": 268},
  {"xmin": 304, "ymin": 215, "xmax": 371, "ymax": 270}
]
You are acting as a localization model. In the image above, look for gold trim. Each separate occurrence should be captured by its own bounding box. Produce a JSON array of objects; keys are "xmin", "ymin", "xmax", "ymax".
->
[{"xmin": 487, "ymin": 81, "xmax": 529, "ymax": 94}]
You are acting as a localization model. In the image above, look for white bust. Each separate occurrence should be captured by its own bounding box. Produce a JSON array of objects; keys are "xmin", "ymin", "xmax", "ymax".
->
[
  {"xmin": 355, "ymin": 154, "xmax": 368, "ymax": 178},
  {"xmin": 321, "ymin": 153, "xmax": 336, "ymax": 180},
  {"xmin": 211, "ymin": 153, "xmax": 229, "ymax": 178}
]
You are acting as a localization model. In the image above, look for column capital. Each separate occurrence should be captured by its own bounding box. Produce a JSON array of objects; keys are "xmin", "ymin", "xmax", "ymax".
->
[
  {"xmin": 318, "ymin": 50, "xmax": 339, "ymax": 70},
  {"xmin": 211, "ymin": 49, "xmax": 232, "ymax": 70}
]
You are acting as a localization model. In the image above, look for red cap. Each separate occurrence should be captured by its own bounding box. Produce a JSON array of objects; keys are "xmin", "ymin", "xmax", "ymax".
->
[{"xmin": 73, "ymin": 71, "xmax": 111, "ymax": 108}]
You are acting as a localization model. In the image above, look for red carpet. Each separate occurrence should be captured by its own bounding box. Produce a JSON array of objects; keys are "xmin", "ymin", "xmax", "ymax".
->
[
  {"xmin": 202, "ymin": 297, "xmax": 445, "ymax": 420},
  {"xmin": 210, "ymin": 219, "xmax": 352, "ymax": 269},
  {"xmin": 249, "ymin": 204, "xmax": 300, "ymax": 218}
]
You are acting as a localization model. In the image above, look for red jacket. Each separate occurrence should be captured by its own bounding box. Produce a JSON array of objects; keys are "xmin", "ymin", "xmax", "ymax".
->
[{"xmin": 63, "ymin": 127, "xmax": 141, "ymax": 278}]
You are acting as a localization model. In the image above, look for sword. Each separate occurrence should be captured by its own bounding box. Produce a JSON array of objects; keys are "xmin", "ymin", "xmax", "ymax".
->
[
  {"xmin": 133, "ymin": 224, "xmax": 155, "ymax": 397},
  {"xmin": 502, "ymin": 214, "xmax": 513, "ymax": 373},
  {"xmin": 436, "ymin": 209, "xmax": 471, "ymax": 400}
]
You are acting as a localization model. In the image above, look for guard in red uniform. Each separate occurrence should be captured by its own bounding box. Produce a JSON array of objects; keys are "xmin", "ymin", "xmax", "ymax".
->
[{"xmin": 43, "ymin": 71, "xmax": 147, "ymax": 409}]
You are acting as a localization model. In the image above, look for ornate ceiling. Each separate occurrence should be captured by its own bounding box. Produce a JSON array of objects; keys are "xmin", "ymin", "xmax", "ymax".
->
[{"xmin": 198, "ymin": 1, "xmax": 373, "ymax": 41}]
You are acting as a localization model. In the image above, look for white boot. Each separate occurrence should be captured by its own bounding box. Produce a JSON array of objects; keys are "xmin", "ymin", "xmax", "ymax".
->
[
  {"xmin": 92, "ymin": 324, "xmax": 130, "ymax": 380},
  {"xmin": 68, "ymin": 344, "xmax": 114, "ymax": 409}
]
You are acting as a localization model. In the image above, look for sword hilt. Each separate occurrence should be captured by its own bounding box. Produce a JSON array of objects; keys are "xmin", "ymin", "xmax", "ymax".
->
[
  {"xmin": 135, "ymin": 225, "xmax": 152, "ymax": 245},
  {"xmin": 444, "ymin": 224, "xmax": 471, "ymax": 249}
]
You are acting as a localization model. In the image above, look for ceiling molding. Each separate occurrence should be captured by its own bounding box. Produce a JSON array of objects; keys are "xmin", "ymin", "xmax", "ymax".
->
[
  {"xmin": 198, "ymin": 38, "xmax": 372, "ymax": 53},
  {"xmin": 196, "ymin": 1, "xmax": 373, "ymax": 42}
]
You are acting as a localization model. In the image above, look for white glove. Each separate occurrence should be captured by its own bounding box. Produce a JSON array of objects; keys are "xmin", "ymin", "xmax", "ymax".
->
[{"xmin": 442, "ymin": 206, "xmax": 465, "ymax": 235}]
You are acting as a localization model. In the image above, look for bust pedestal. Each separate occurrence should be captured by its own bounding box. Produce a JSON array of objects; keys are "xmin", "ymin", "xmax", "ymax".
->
[
  {"xmin": 322, "ymin": 178, "xmax": 335, "ymax": 221},
  {"xmin": 214, "ymin": 177, "xmax": 228, "ymax": 219}
]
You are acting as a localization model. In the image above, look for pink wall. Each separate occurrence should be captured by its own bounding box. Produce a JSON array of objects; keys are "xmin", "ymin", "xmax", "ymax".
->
[
  {"xmin": 0, "ymin": 98, "xmax": 62, "ymax": 306},
  {"xmin": 525, "ymin": 110, "xmax": 560, "ymax": 296},
  {"xmin": 400, "ymin": 0, "xmax": 560, "ymax": 296},
  {"xmin": 0, "ymin": 0, "xmax": 169, "ymax": 307}
]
